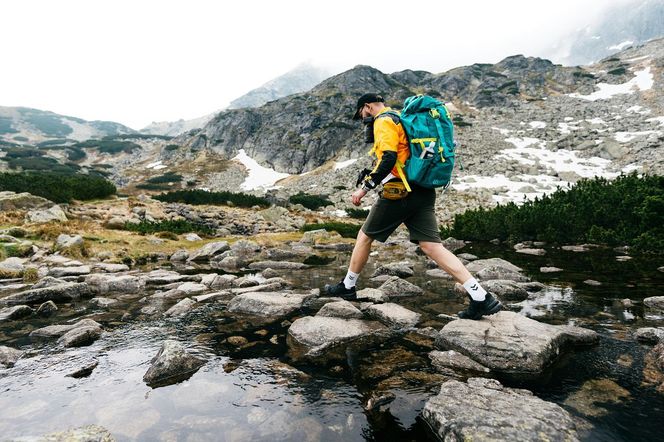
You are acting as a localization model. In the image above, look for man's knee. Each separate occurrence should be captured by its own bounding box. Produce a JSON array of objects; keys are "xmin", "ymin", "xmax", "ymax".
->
[
  {"xmin": 356, "ymin": 229, "xmax": 374, "ymax": 247},
  {"xmin": 418, "ymin": 241, "xmax": 441, "ymax": 256}
]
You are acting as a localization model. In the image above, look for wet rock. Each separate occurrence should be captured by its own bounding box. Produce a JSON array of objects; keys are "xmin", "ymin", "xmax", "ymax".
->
[
  {"xmin": 476, "ymin": 266, "xmax": 529, "ymax": 282},
  {"xmin": 287, "ymin": 316, "xmax": 390, "ymax": 364},
  {"xmin": 422, "ymin": 378, "xmax": 579, "ymax": 441},
  {"xmin": 365, "ymin": 392, "xmax": 396, "ymax": 411},
  {"xmin": 49, "ymin": 265, "xmax": 91, "ymax": 277},
  {"xmin": 164, "ymin": 298, "xmax": 197, "ymax": 317},
  {"xmin": 67, "ymin": 358, "xmax": 99, "ymax": 378},
  {"xmin": 366, "ymin": 303, "xmax": 421, "ymax": 329},
  {"xmin": 429, "ymin": 350, "xmax": 491, "ymax": 378},
  {"xmin": 248, "ymin": 260, "xmax": 308, "ymax": 270},
  {"xmin": 143, "ymin": 269, "xmax": 189, "ymax": 285},
  {"xmin": 435, "ymin": 311, "xmax": 598, "ymax": 377},
  {"xmin": 227, "ymin": 291, "xmax": 311, "ymax": 318},
  {"xmin": 481, "ymin": 279, "xmax": 529, "ymax": 301},
  {"xmin": 316, "ymin": 300, "xmax": 364, "ymax": 319},
  {"xmin": 143, "ymin": 340, "xmax": 206, "ymax": 387},
  {"xmin": 584, "ymin": 279, "xmax": 602, "ymax": 286},
  {"xmin": 200, "ymin": 273, "xmax": 236, "ymax": 290},
  {"xmin": 58, "ymin": 324, "xmax": 103, "ymax": 347},
  {"xmin": 54, "ymin": 234, "xmax": 83, "ymax": 251},
  {"xmin": 0, "ymin": 345, "xmax": 23, "ymax": 367},
  {"xmin": 466, "ymin": 258, "xmax": 522, "ymax": 274},
  {"xmin": 0, "ymin": 304, "xmax": 33, "ymax": 321},
  {"xmin": 564, "ymin": 378, "xmax": 631, "ymax": 417},
  {"xmin": 515, "ymin": 248, "xmax": 547, "ymax": 256},
  {"xmin": 540, "ymin": 266, "xmax": 563, "ymax": 273},
  {"xmin": 561, "ymin": 244, "xmax": 596, "ymax": 252},
  {"xmin": 89, "ymin": 297, "xmax": 118, "ymax": 308},
  {"xmin": 644, "ymin": 296, "xmax": 664, "ymax": 311},
  {"xmin": 1, "ymin": 282, "xmax": 92, "ymax": 305},
  {"xmin": 643, "ymin": 342, "xmax": 664, "ymax": 393},
  {"xmin": 36, "ymin": 300, "xmax": 58, "ymax": 316},
  {"xmin": 457, "ymin": 253, "xmax": 478, "ymax": 261},
  {"xmin": 83, "ymin": 274, "xmax": 143, "ymax": 295},
  {"xmin": 169, "ymin": 249, "xmax": 189, "ymax": 262},
  {"xmin": 356, "ymin": 288, "xmax": 388, "ymax": 303},
  {"xmin": 371, "ymin": 262, "xmax": 414, "ymax": 278},
  {"xmin": 28, "ymin": 424, "xmax": 115, "ymax": 441},
  {"xmin": 176, "ymin": 281, "xmax": 208, "ymax": 295},
  {"xmin": 425, "ymin": 268, "xmax": 454, "ymax": 279},
  {"xmin": 192, "ymin": 291, "xmax": 231, "ymax": 303},
  {"xmin": 187, "ymin": 241, "xmax": 230, "ymax": 262},
  {"xmin": 378, "ymin": 276, "xmax": 423, "ymax": 298},
  {"xmin": 30, "ymin": 318, "xmax": 102, "ymax": 339},
  {"xmin": 635, "ymin": 327, "xmax": 664, "ymax": 344},
  {"xmin": 26, "ymin": 205, "xmax": 68, "ymax": 223},
  {"xmin": 227, "ymin": 336, "xmax": 249, "ymax": 347}
]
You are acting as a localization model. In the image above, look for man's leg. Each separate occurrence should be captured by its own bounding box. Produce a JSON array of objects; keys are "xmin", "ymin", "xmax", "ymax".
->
[
  {"xmin": 419, "ymin": 241, "xmax": 502, "ymax": 319},
  {"xmin": 324, "ymin": 230, "xmax": 374, "ymax": 298}
]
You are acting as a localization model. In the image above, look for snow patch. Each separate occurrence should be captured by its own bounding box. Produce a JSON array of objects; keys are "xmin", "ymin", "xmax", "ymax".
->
[
  {"xmin": 585, "ymin": 118, "xmax": 606, "ymax": 125},
  {"xmin": 233, "ymin": 149, "xmax": 290, "ymax": 190},
  {"xmin": 504, "ymin": 137, "xmax": 545, "ymax": 149},
  {"xmin": 646, "ymin": 116, "xmax": 664, "ymax": 126},
  {"xmin": 528, "ymin": 121, "xmax": 546, "ymax": 129},
  {"xmin": 614, "ymin": 130, "xmax": 661, "ymax": 143},
  {"xmin": 625, "ymin": 105, "xmax": 650, "ymax": 114},
  {"xmin": 557, "ymin": 122, "xmax": 580, "ymax": 134},
  {"xmin": 334, "ymin": 158, "xmax": 358, "ymax": 170},
  {"xmin": 492, "ymin": 127, "xmax": 511, "ymax": 136},
  {"xmin": 568, "ymin": 67, "xmax": 654, "ymax": 101},
  {"xmin": 608, "ymin": 40, "xmax": 633, "ymax": 51},
  {"xmin": 145, "ymin": 160, "xmax": 166, "ymax": 170}
]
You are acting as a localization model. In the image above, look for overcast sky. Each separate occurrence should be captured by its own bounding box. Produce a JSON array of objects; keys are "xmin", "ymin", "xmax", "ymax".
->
[{"xmin": 1, "ymin": 0, "xmax": 637, "ymax": 129}]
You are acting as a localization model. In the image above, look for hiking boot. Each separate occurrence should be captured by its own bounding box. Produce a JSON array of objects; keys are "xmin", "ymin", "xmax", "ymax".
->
[
  {"xmin": 458, "ymin": 292, "xmax": 502, "ymax": 320},
  {"xmin": 323, "ymin": 281, "xmax": 357, "ymax": 300}
]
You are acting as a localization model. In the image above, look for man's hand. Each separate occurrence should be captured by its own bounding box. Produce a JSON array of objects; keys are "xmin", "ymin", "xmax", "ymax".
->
[{"xmin": 351, "ymin": 188, "xmax": 367, "ymax": 206}]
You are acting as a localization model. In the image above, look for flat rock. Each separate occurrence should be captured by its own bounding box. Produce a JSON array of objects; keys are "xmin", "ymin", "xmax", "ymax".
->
[
  {"xmin": 356, "ymin": 288, "xmax": 388, "ymax": 303},
  {"xmin": 466, "ymin": 258, "xmax": 522, "ymax": 274},
  {"xmin": 164, "ymin": 298, "xmax": 197, "ymax": 317},
  {"xmin": 37, "ymin": 424, "xmax": 114, "ymax": 441},
  {"xmin": 287, "ymin": 316, "xmax": 390, "ymax": 364},
  {"xmin": 562, "ymin": 244, "xmax": 596, "ymax": 252},
  {"xmin": 66, "ymin": 358, "xmax": 99, "ymax": 378},
  {"xmin": 635, "ymin": 327, "xmax": 664, "ymax": 344},
  {"xmin": 378, "ymin": 276, "xmax": 423, "ymax": 298},
  {"xmin": 481, "ymin": 279, "xmax": 529, "ymax": 301},
  {"xmin": 176, "ymin": 281, "xmax": 208, "ymax": 295},
  {"xmin": 187, "ymin": 241, "xmax": 229, "ymax": 262},
  {"xmin": 429, "ymin": 350, "xmax": 491, "ymax": 377},
  {"xmin": 85, "ymin": 274, "xmax": 145, "ymax": 294},
  {"xmin": 200, "ymin": 273, "xmax": 236, "ymax": 289},
  {"xmin": 422, "ymin": 378, "xmax": 579, "ymax": 441},
  {"xmin": 515, "ymin": 248, "xmax": 547, "ymax": 256},
  {"xmin": 540, "ymin": 266, "xmax": 563, "ymax": 273},
  {"xmin": 425, "ymin": 268, "xmax": 453, "ymax": 279},
  {"xmin": 435, "ymin": 311, "xmax": 598, "ymax": 377},
  {"xmin": 644, "ymin": 296, "xmax": 664, "ymax": 310},
  {"xmin": 142, "ymin": 269, "xmax": 190, "ymax": 285},
  {"xmin": 93, "ymin": 263, "xmax": 130, "ymax": 273},
  {"xmin": 227, "ymin": 291, "xmax": 311, "ymax": 318},
  {"xmin": 366, "ymin": 303, "xmax": 421, "ymax": 328},
  {"xmin": 26, "ymin": 205, "xmax": 68, "ymax": 223},
  {"xmin": 0, "ymin": 304, "xmax": 33, "ymax": 321},
  {"xmin": 49, "ymin": 265, "xmax": 91, "ymax": 277},
  {"xmin": 30, "ymin": 318, "xmax": 102, "ymax": 339},
  {"xmin": 370, "ymin": 262, "xmax": 414, "ymax": 278},
  {"xmin": 169, "ymin": 249, "xmax": 189, "ymax": 262},
  {"xmin": 143, "ymin": 340, "xmax": 206, "ymax": 387},
  {"xmin": 89, "ymin": 297, "xmax": 118, "ymax": 308},
  {"xmin": 58, "ymin": 324, "xmax": 103, "ymax": 347},
  {"xmin": 316, "ymin": 300, "xmax": 364, "ymax": 319},
  {"xmin": 248, "ymin": 260, "xmax": 308, "ymax": 270},
  {"xmin": 1, "ymin": 282, "xmax": 92, "ymax": 305},
  {"xmin": 0, "ymin": 345, "xmax": 23, "ymax": 367}
]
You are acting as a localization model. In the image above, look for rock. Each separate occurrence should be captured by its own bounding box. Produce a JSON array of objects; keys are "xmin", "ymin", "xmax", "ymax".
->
[
  {"xmin": 287, "ymin": 316, "xmax": 390, "ymax": 364},
  {"xmin": 143, "ymin": 340, "xmax": 206, "ymax": 387},
  {"xmin": 635, "ymin": 327, "xmax": 664, "ymax": 344},
  {"xmin": 227, "ymin": 336, "xmax": 249, "ymax": 347},
  {"xmin": 441, "ymin": 237, "xmax": 466, "ymax": 252},
  {"xmin": 85, "ymin": 274, "xmax": 145, "ymax": 294},
  {"xmin": 0, "ymin": 257, "xmax": 26, "ymax": 274},
  {"xmin": 200, "ymin": 273, "xmax": 236, "ymax": 290},
  {"xmin": 89, "ymin": 297, "xmax": 118, "ymax": 308},
  {"xmin": 184, "ymin": 233, "xmax": 202, "ymax": 241},
  {"xmin": 466, "ymin": 257, "xmax": 522, "ymax": 274},
  {"xmin": 457, "ymin": 253, "xmax": 478, "ymax": 261},
  {"xmin": 227, "ymin": 291, "xmax": 312, "ymax": 318},
  {"xmin": 366, "ymin": 303, "xmax": 421, "ymax": 328},
  {"xmin": 36, "ymin": 300, "xmax": 58, "ymax": 316},
  {"xmin": 54, "ymin": 234, "xmax": 83, "ymax": 251},
  {"xmin": 0, "ymin": 345, "xmax": 23, "ymax": 367},
  {"xmin": 192, "ymin": 291, "xmax": 231, "ymax": 303},
  {"xmin": 187, "ymin": 241, "xmax": 230, "ymax": 262},
  {"xmin": 32, "ymin": 425, "xmax": 115, "ymax": 442},
  {"xmin": 26, "ymin": 205, "xmax": 68, "ymax": 223},
  {"xmin": 515, "ymin": 248, "xmax": 547, "ymax": 256},
  {"xmin": 356, "ymin": 288, "xmax": 388, "ymax": 303},
  {"xmin": 248, "ymin": 261, "xmax": 308, "ymax": 270},
  {"xmin": 365, "ymin": 392, "xmax": 396, "ymax": 411},
  {"xmin": 425, "ymin": 268, "xmax": 454, "ymax": 279},
  {"xmin": 422, "ymin": 378, "xmax": 579, "ymax": 441},
  {"xmin": 583, "ymin": 279, "xmax": 602, "ymax": 286},
  {"xmin": 299, "ymin": 228, "xmax": 342, "ymax": 244},
  {"xmin": 644, "ymin": 296, "xmax": 664, "ymax": 310},
  {"xmin": 643, "ymin": 342, "xmax": 664, "ymax": 393},
  {"xmin": 561, "ymin": 244, "xmax": 595, "ymax": 252},
  {"xmin": 540, "ymin": 266, "xmax": 563, "ymax": 273},
  {"xmin": 164, "ymin": 298, "xmax": 197, "ymax": 317},
  {"xmin": 378, "ymin": 276, "xmax": 423, "ymax": 298},
  {"xmin": 481, "ymin": 279, "xmax": 529, "ymax": 301},
  {"xmin": 1, "ymin": 282, "xmax": 92, "ymax": 306},
  {"xmin": 230, "ymin": 239, "xmax": 261, "ymax": 262},
  {"xmin": 564, "ymin": 378, "xmax": 631, "ymax": 417},
  {"xmin": 0, "ymin": 304, "xmax": 33, "ymax": 321},
  {"xmin": 429, "ymin": 350, "xmax": 491, "ymax": 377},
  {"xmin": 104, "ymin": 216, "xmax": 127, "ymax": 229},
  {"xmin": 49, "ymin": 265, "xmax": 91, "ymax": 277},
  {"xmin": 93, "ymin": 263, "xmax": 130, "ymax": 273},
  {"xmin": 66, "ymin": 358, "xmax": 99, "ymax": 378},
  {"xmin": 30, "ymin": 318, "xmax": 102, "ymax": 339},
  {"xmin": 316, "ymin": 300, "xmax": 364, "ymax": 319},
  {"xmin": 58, "ymin": 324, "xmax": 103, "ymax": 347},
  {"xmin": 176, "ymin": 282, "xmax": 208, "ymax": 295},
  {"xmin": 169, "ymin": 249, "xmax": 189, "ymax": 262},
  {"xmin": 142, "ymin": 269, "xmax": 189, "ymax": 285},
  {"xmin": 477, "ymin": 266, "xmax": 529, "ymax": 282},
  {"xmin": 0, "ymin": 191, "xmax": 51, "ymax": 211},
  {"xmin": 371, "ymin": 262, "xmax": 414, "ymax": 278},
  {"xmin": 435, "ymin": 311, "xmax": 599, "ymax": 377}
]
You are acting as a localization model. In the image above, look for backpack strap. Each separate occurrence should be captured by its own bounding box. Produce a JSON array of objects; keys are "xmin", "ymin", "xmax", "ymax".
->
[{"xmin": 366, "ymin": 110, "xmax": 411, "ymax": 192}]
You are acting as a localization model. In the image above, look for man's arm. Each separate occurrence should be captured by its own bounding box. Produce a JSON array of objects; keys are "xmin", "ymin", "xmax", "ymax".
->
[{"xmin": 360, "ymin": 116, "xmax": 399, "ymax": 191}]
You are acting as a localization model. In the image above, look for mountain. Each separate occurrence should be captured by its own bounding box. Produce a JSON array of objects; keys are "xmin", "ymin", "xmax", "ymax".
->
[
  {"xmin": 140, "ymin": 111, "xmax": 218, "ymax": 137},
  {"xmin": 546, "ymin": 0, "xmax": 664, "ymax": 66},
  {"xmin": 0, "ymin": 106, "xmax": 135, "ymax": 145},
  {"xmin": 227, "ymin": 63, "xmax": 332, "ymax": 109}
]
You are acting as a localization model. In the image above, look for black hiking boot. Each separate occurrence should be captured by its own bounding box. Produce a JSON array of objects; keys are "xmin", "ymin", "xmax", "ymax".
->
[
  {"xmin": 458, "ymin": 292, "xmax": 502, "ymax": 320},
  {"xmin": 323, "ymin": 281, "xmax": 357, "ymax": 300}
]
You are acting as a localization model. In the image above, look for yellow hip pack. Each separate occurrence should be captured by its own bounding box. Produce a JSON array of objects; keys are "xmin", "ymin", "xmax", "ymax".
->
[{"xmin": 381, "ymin": 181, "xmax": 409, "ymax": 200}]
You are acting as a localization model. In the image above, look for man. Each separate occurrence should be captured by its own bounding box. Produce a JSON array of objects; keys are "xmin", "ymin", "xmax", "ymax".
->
[{"xmin": 323, "ymin": 93, "xmax": 502, "ymax": 320}]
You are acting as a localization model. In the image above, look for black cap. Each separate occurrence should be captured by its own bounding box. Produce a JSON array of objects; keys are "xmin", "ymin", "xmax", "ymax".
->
[{"xmin": 352, "ymin": 93, "xmax": 384, "ymax": 120}]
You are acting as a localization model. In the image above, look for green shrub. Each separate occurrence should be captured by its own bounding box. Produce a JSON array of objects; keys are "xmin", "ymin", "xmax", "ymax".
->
[
  {"xmin": 124, "ymin": 219, "xmax": 214, "ymax": 236},
  {"xmin": 442, "ymin": 173, "xmax": 664, "ymax": 254},
  {"xmin": 0, "ymin": 171, "xmax": 116, "ymax": 203},
  {"xmin": 136, "ymin": 183, "xmax": 171, "ymax": 191},
  {"xmin": 165, "ymin": 144, "xmax": 180, "ymax": 151},
  {"xmin": 75, "ymin": 139, "xmax": 141, "ymax": 154},
  {"xmin": 302, "ymin": 222, "xmax": 360, "ymax": 238},
  {"xmin": 154, "ymin": 189, "xmax": 270, "ymax": 208},
  {"xmin": 346, "ymin": 208, "xmax": 369, "ymax": 219},
  {"xmin": 289, "ymin": 192, "xmax": 333, "ymax": 210},
  {"xmin": 147, "ymin": 172, "xmax": 182, "ymax": 184}
]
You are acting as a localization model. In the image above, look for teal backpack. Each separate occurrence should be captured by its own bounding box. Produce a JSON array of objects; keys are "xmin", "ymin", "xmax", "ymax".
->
[{"xmin": 387, "ymin": 95, "xmax": 456, "ymax": 189}]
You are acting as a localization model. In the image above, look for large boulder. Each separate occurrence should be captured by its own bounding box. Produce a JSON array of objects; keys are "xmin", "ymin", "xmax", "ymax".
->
[
  {"xmin": 85, "ymin": 274, "xmax": 145, "ymax": 294},
  {"xmin": 435, "ymin": 311, "xmax": 598, "ymax": 377},
  {"xmin": 466, "ymin": 258, "xmax": 522, "ymax": 274},
  {"xmin": 644, "ymin": 296, "xmax": 664, "ymax": 311},
  {"xmin": 227, "ymin": 291, "xmax": 311, "ymax": 318},
  {"xmin": 187, "ymin": 241, "xmax": 230, "ymax": 262},
  {"xmin": 366, "ymin": 303, "xmax": 421, "ymax": 329},
  {"xmin": 58, "ymin": 324, "xmax": 103, "ymax": 347},
  {"xmin": 422, "ymin": 378, "xmax": 579, "ymax": 441},
  {"xmin": 635, "ymin": 327, "xmax": 664, "ymax": 344},
  {"xmin": 316, "ymin": 300, "xmax": 364, "ymax": 319},
  {"xmin": 30, "ymin": 318, "xmax": 102, "ymax": 339},
  {"xmin": 0, "ymin": 305, "xmax": 33, "ymax": 322},
  {"xmin": 0, "ymin": 191, "xmax": 51, "ymax": 211},
  {"xmin": 1, "ymin": 282, "xmax": 92, "ymax": 306},
  {"xmin": 54, "ymin": 234, "xmax": 84, "ymax": 251},
  {"xmin": 287, "ymin": 316, "xmax": 390, "ymax": 364},
  {"xmin": 378, "ymin": 276, "xmax": 423, "ymax": 298},
  {"xmin": 143, "ymin": 340, "xmax": 206, "ymax": 387},
  {"xmin": 481, "ymin": 279, "xmax": 529, "ymax": 301},
  {"xmin": 26, "ymin": 205, "xmax": 68, "ymax": 224}
]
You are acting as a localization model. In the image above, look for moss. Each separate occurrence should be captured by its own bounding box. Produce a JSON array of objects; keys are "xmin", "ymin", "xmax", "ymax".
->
[{"xmin": 22, "ymin": 267, "xmax": 39, "ymax": 283}]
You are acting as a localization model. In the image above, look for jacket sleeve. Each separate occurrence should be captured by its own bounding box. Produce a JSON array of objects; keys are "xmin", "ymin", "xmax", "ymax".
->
[{"xmin": 362, "ymin": 116, "xmax": 399, "ymax": 190}]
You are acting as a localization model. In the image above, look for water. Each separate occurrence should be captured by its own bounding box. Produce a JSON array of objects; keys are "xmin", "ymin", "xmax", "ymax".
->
[{"xmin": 1, "ymin": 241, "xmax": 663, "ymax": 441}]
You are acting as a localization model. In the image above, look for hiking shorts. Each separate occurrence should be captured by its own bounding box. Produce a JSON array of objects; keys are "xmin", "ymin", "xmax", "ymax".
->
[{"xmin": 361, "ymin": 185, "xmax": 442, "ymax": 244}]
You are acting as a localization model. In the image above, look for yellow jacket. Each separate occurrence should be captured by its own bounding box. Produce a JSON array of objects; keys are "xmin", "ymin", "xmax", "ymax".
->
[{"xmin": 369, "ymin": 107, "xmax": 410, "ymax": 183}]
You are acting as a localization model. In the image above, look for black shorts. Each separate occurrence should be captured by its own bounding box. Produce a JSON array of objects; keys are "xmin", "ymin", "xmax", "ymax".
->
[{"xmin": 361, "ymin": 185, "xmax": 442, "ymax": 244}]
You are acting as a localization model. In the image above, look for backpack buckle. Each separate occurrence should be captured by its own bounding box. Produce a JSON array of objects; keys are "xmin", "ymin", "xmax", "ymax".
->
[{"xmin": 429, "ymin": 109, "xmax": 440, "ymax": 119}]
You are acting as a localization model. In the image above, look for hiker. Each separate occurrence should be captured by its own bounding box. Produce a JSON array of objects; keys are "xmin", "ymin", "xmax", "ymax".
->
[{"xmin": 323, "ymin": 93, "xmax": 502, "ymax": 320}]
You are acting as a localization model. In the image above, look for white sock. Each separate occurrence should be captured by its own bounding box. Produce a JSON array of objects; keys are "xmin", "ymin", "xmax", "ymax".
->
[
  {"xmin": 343, "ymin": 270, "xmax": 359, "ymax": 289},
  {"xmin": 463, "ymin": 277, "xmax": 487, "ymax": 301}
]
